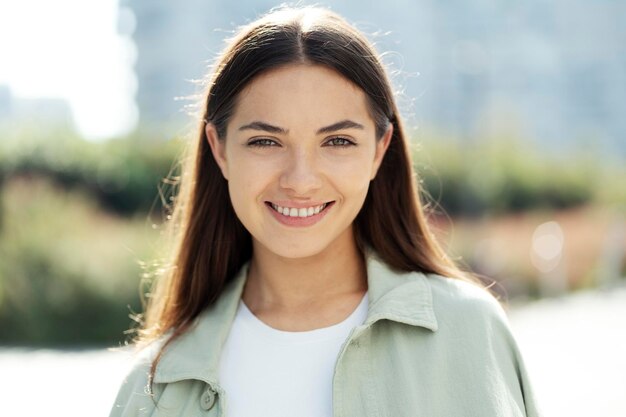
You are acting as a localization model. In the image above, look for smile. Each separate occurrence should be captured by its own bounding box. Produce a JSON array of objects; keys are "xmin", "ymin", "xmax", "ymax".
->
[
  {"xmin": 269, "ymin": 202, "xmax": 330, "ymax": 218},
  {"xmin": 264, "ymin": 201, "xmax": 335, "ymax": 227}
]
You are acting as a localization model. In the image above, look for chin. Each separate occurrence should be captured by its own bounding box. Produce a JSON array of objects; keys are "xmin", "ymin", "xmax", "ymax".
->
[{"xmin": 257, "ymin": 239, "xmax": 330, "ymax": 260}]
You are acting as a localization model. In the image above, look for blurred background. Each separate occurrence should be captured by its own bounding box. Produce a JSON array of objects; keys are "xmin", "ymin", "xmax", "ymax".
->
[{"xmin": 0, "ymin": 0, "xmax": 624, "ymax": 416}]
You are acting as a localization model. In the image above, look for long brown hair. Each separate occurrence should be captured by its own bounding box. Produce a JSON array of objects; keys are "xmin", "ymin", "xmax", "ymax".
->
[{"xmin": 138, "ymin": 5, "xmax": 488, "ymax": 381}]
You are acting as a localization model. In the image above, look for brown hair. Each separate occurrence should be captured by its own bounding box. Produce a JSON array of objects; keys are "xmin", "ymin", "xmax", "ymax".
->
[{"xmin": 138, "ymin": 5, "xmax": 487, "ymax": 384}]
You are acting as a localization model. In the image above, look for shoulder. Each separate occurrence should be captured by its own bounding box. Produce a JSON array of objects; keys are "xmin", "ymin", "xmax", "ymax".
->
[
  {"xmin": 421, "ymin": 273, "xmax": 527, "ymax": 381},
  {"xmin": 422, "ymin": 273, "xmax": 544, "ymax": 416},
  {"xmin": 419, "ymin": 274, "xmax": 521, "ymax": 378},
  {"xmin": 108, "ymin": 341, "xmax": 163, "ymax": 417},
  {"xmin": 424, "ymin": 273, "xmax": 511, "ymax": 335}
]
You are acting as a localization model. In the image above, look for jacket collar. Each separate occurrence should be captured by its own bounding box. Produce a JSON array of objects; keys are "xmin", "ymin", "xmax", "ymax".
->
[{"xmin": 153, "ymin": 249, "xmax": 438, "ymax": 385}]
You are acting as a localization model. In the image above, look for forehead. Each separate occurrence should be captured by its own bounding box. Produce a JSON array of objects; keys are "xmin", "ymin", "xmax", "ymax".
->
[{"xmin": 231, "ymin": 64, "xmax": 373, "ymax": 129}]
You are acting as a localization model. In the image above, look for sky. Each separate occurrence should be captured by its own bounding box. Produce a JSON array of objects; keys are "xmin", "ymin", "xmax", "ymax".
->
[{"xmin": 0, "ymin": 0, "xmax": 136, "ymax": 140}]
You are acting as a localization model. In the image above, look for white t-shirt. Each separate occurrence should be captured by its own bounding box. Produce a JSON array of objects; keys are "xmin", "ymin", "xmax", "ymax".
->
[{"xmin": 218, "ymin": 292, "xmax": 369, "ymax": 417}]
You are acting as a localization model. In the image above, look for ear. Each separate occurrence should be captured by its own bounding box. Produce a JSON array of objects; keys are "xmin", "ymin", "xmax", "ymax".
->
[
  {"xmin": 370, "ymin": 123, "xmax": 393, "ymax": 180},
  {"xmin": 205, "ymin": 123, "xmax": 229, "ymax": 180}
]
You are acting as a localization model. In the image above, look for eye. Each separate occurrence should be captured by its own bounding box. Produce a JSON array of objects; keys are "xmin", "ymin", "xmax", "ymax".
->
[
  {"xmin": 324, "ymin": 136, "xmax": 356, "ymax": 147},
  {"xmin": 247, "ymin": 138, "xmax": 280, "ymax": 148}
]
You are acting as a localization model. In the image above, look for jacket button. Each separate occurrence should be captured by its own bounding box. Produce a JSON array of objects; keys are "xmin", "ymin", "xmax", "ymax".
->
[{"xmin": 200, "ymin": 387, "xmax": 216, "ymax": 411}]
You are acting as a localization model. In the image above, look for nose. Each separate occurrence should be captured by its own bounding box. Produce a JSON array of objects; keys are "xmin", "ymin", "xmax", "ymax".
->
[{"xmin": 279, "ymin": 148, "xmax": 323, "ymax": 195}]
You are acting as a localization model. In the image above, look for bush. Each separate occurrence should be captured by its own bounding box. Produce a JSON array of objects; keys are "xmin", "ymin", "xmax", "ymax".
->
[
  {"xmin": 415, "ymin": 136, "xmax": 606, "ymax": 216},
  {"xmin": 0, "ymin": 177, "xmax": 159, "ymax": 346},
  {"xmin": 0, "ymin": 129, "xmax": 182, "ymax": 217}
]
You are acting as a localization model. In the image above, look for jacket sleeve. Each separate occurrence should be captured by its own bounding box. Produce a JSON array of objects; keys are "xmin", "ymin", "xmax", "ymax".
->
[{"xmin": 487, "ymin": 298, "xmax": 544, "ymax": 417}]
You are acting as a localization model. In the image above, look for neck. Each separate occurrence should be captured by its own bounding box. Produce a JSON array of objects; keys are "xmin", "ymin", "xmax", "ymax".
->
[{"xmin": 242, "ymin": 233, "xmax": 367, "ymax": 312}]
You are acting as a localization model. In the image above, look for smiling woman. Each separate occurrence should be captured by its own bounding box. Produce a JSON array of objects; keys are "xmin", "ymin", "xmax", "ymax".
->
[{"xmin": 109, "ymin": 5, "xmax": 542, "ymax": 417}]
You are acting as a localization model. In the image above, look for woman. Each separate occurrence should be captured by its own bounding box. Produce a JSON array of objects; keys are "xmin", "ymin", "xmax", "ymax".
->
[{"xmin": 110, "ymin": 6, "xmax": 541, "ymax": 417}]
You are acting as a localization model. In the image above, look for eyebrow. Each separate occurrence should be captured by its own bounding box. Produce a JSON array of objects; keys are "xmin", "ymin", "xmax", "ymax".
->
[{"xmin": 238, "ymin": 119, "xmax": 365, "ymax": 135}]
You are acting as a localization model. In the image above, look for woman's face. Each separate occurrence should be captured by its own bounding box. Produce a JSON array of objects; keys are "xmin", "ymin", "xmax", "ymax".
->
[{"xmin": 206, "ymin": 64, "xmax": 392, "ymax": 259}]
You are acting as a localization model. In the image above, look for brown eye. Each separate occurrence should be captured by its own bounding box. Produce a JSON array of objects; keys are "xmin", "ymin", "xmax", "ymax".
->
[
  {"xmin": 248, "ymin": 138, "xmax": 280, "ymax": 147},
  {"xmin": 325, "ymin": 137, "xmax": 356, "ymax": 147}
]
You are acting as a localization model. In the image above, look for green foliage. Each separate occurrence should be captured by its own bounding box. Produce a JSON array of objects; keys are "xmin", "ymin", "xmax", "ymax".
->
[
  {"xmin": 414, "ymin": 135, "xmax": 617, "ymax": 216},
  {"xmin": 0, "ymin": 128, "xmax": 182, "ymax": 216},
  {"xmin": 0, "ymin": 177, "xmax": 159, "ymax": 346}
]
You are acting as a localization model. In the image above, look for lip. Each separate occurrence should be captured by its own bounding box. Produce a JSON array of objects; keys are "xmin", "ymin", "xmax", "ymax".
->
[
  {"xmin": 265, "ymin": 201, "xmax": 335, "ymax": 227},
  {"xmin": 267, "ymin": 200, "xmax": 332, "ymax": 209}
]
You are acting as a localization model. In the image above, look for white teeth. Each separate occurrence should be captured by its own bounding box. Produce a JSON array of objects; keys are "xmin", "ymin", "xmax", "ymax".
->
[{"xmin": 270, "ymin": 202, "xmax": 329, "ymax": 218}]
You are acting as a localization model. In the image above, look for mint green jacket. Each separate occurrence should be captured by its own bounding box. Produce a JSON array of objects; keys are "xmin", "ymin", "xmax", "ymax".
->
[{"xmin": 110, "ymin": 251, "xmax": 542, "ymax": 416}]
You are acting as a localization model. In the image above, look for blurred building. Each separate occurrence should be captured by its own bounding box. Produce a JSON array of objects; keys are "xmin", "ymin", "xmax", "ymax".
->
[{"xmin": 122, "ymin": 0, "xmax": 626, "ymax": 157}]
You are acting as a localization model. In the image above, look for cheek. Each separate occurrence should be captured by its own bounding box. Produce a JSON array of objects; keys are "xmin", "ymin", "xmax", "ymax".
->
[
  {"xmin": 226, "ymin": 154, "xmax": 280, "ymax": 203},
  {"xmin": 320, "ymin": 151, "xmax": 376, "ymax": 185},
  {"xmin": 319, "ymin": 161, "xmax": 372, "ymax": 208}
]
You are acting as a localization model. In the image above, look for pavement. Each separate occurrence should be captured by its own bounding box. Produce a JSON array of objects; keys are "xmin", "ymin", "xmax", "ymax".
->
[
  {"xmin": 507, "ymin": 284, "xmax": 626, "ymax": 417},
  {"xmin": 1, "ymin": 284, "xmax": 625, "ymax": 417}
]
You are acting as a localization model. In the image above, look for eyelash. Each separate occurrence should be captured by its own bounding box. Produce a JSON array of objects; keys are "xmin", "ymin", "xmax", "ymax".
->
[
  {"xmin": 326, "ymin": 137, "xmax": 356, "ymax": 147},
  {"xmin": 247, "ymin": 137, "xmax": 356, "ymax": 148},
  {"xmin": 247, "ymin": 138, "xmax": 278, "ymax": 147}
]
